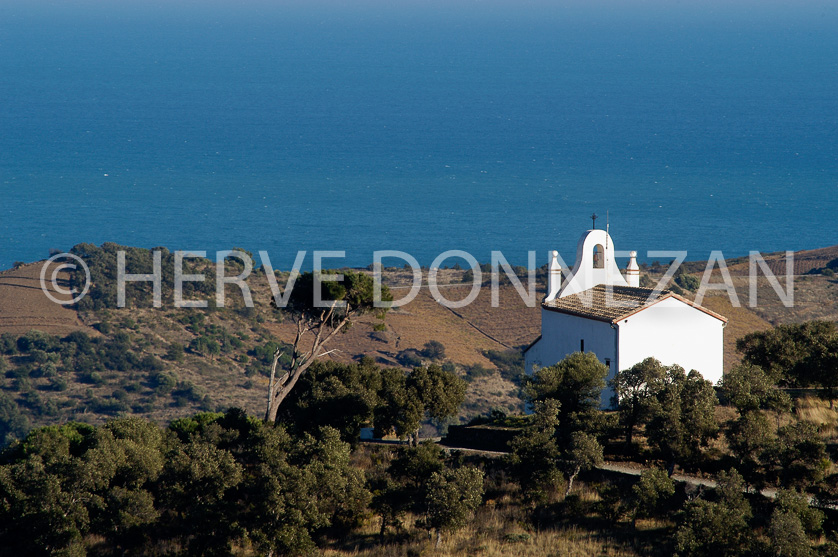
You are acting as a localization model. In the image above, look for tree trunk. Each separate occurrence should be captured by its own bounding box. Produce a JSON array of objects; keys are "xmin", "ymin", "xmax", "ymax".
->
[
  {"xmin": 565, "ymin": 466, "xmax": 581, "ymax": 497},
  {"xmin": 264, "ymin": 306, "xmax": 351, "ymax": 423},
  {"xmin": 264, "ymin": 348, "xmax": 282, "ymax": 421},
  {"xmin": 435, "ymin": 529, "xmax": 442, "ymax": 548}
]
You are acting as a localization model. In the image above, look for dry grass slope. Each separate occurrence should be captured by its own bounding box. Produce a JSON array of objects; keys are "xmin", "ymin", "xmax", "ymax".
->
[{"xmin": 0, "ymin": 263, "xmax": 90, "ymax": 336}]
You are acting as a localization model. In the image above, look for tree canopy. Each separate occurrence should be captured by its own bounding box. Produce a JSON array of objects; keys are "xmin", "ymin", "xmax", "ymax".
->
[
  {"xmin": 0, "ymin": 411, "xmax": 369, "ymax": 556},
  {"xmin": 524, "ymin": 351, "xmax": 608, "ymax": 435},
  {"xmin": 737, "ymin": 321, "xmax": 838, "ymax": 404}
]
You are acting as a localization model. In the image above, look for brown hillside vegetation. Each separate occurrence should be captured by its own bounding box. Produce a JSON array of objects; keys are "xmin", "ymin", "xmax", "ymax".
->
[
  {"xmin": 0, "ymin": 245, "xmax": 834, "ymax": 433},
  {"xmin": 687, "ymin": 264, "xmax": 838, "ymax": 325},
  {"xmin": 723, "ymin": 244, "xmax": 838, "ymax": 276},
  {"xmin": 264, "ymin": 277, "xmax": 541, "ymax": 367}
]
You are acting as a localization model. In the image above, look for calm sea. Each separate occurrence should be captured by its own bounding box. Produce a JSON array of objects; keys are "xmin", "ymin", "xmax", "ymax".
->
[{"xmin": 1, "ymin": 1, "xmax": 837, "ymax": 270}]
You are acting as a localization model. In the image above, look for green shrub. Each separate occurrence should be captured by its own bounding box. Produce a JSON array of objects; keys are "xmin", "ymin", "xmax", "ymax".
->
[
  {"xmin": 79, "ymin": 371, "xmax": 105, "ymax": 385},
  {"xmin": 150, "ymin": 372, "xmax": 177, "ymax": 395},
  {"xmin": 464, "ymin": 363, "xmax": 493, "ymax": 381},
  {"xmin": 0, "ymin": 333, "xmax": 18, "ymax": 355},
  {"xmin": 483, "ymin": 349, "xmax": 524, "ymax": 383},
  {"xmin": 675, "ymin": 272, "xmax": 700, "ymax": 292},
  {"xmin": 165, "ymin": 343, "xmax": 185, "ymax": 362},
  {"xmin": 420, "ymin": 340, "xmax": 446, "ymax": 361},
  {"xmin": 49, "ymin": 377, "xmax": 68, "ymax": 392},
  {"xmin": 397, "ymin": 350, "xmax": 422, "ymax": 368}
]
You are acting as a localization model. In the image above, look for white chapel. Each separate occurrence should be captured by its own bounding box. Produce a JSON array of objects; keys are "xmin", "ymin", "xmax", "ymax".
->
[{"xmin": 523, "ymin": 227, "xmax": 727, "ymax": 406}]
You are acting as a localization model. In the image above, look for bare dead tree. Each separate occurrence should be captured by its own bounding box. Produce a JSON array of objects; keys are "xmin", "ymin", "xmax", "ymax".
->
[{"xmin": 264, "ymin": 270, "xmax": 391, "ymax": 422}]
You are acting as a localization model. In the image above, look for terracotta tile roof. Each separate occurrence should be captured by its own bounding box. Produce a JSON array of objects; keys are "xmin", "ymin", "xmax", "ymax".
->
[{"xmin": 542, "ymin": 285, "xmax": 727, "ymax": 324}]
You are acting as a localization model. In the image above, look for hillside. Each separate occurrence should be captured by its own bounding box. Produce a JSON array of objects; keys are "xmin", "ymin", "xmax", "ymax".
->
[
  {"xmin": 0, "ymin": 243, "xmax": 834, "ymax": 441},
  {"xmin": 0, "ymin": 263, "xmax": 89, "ymax": 336}
]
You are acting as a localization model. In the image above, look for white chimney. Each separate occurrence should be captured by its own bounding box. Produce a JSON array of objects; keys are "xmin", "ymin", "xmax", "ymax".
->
[
  {"xmin": 546, "ymin": 250, "xmax": 562, "ymax": 301},
  {"xmin": 626, "ymin": 250, "xmax": 640, "ymax": 287}
]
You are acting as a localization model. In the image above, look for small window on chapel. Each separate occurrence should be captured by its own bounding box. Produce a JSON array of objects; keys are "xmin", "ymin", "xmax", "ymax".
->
[
  {"xmin": 593, "ymin": 244, "xmax": 604, "ymax": 268},
  {"xmin": 580, "ymin": 339, "xmax": 585, "ymax": 352},
  {"xmin": 605, "ymin": 358, "xmax": 611, "ymax": 368}
]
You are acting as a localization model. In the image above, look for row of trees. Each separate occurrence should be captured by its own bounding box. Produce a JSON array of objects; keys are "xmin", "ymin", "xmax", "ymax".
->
[
  {"xmin": 0, "ymin": 407, "xmax": 483, "ymax": 555},
  {"xmin": 4, "ymin": 341, "xmax": 838, "ymax": 555},
  {"xmin": 278, "ymin": 358, "xmax": 466, "ymax": 444},
  {"xmin": 610, "ymin": 357, "xmax": 719, "ymax": 471},
  {"xmin": 0, "ymin": 410, "xmax": 366, "ymax": 555},
  {"xmin": 507, "ymin": 348, "xmax": 837, "ymax": 555}
]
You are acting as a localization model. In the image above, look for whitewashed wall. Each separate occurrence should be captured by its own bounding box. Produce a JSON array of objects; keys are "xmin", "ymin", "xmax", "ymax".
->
[{"xmin": 616, "ymin": 297, "xmax": 725, "ymax": 385}]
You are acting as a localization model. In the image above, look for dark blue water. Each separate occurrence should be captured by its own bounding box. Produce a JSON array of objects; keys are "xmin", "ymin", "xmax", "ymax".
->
[{"xmin": 1, "ymin": 1, "xmax": 837, "ymax": 270}]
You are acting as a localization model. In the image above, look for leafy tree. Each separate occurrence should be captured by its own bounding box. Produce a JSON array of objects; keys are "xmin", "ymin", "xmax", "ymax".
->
[
  {"xmin": 507, "ymin": 400, "xmax": 565, "ymax": 505},
  {"xmin": 769, "ymin": 510, "xmax": 813, "ymax": 557},
  {"xmin": 150, "ymin": 371, "xmax": 177, "ymax": 395},
  {"xmin": 0, "ymin": 423, "xmax": 99, "ymax": 554},
  {"xmin": 166, "ymin": 410, "xmax": 370, "ymax": 555},
  {"xmin": 0, "ymin": 409, "xmax": 372, "ymax": 556},
  {"xmin": 768, "ymin": 422, "xmax": 829, "ymax": 489},
  {"xmin": 674, "ymin": 271, "xmax": 700, "ymax": 292},
  {"xmin": 610, "ymin": 357, "xmax": 667, "ymax": 446},
  {"xmin": 189, "ymin": 336, "xmax": 221, "ymax": 359},
  {"xmin": 721, "ymin": 363, "xmax": 792, "ymax": 429},
  {"xmin": 721, "ymin": 363, "xmax": 776, "ymax": 412},
  {"xmin": 646, "ymin": 367, "xmax": 718, "ymax": 473},
  {"xmin": 374, "ymin": 364, "xmax": 466, "ymax": 443},
  {"xmin": 737, "ymin": 321, "xmax": 838, "ymax": 405},
  {"xmin": 408, "ymin": 364, "xmax": 467, "ymax": 426},
  {"xmin": 423, "ymin": 466, "xmax": 484, "ymax": 548},
  {"xmin": 277, "ymin": 359, "xmax": 381, "ymax": 443},
  {"xmin": 158, "ymin": 439, "xmax": 245, "ymax": 553},
  {"xmin": 631, "ymin": 468, "xmax": 675, "ymax": 526},
  {"xmin": 372, "ymin": 442, "xmax": 445, "ymax": 536},
  {"xmin": 524, "ymin": 351, "xmax": 608, "ymax": 435},
  {"xmin": 774, "ymin": 488, "xmax": 823, "ymax": 538},
  {"xmin": 265, "ymin": 270, "xmax": 392, "ymax": 421},
  {"xmin": 374, "ymin": 367, "xmax": 423, "ymax": 440},
  {"xmin": 563, "ymin": 431, "xmax": 603, "ymax": 496},
  {"xmin": 726, "ymin": 410, "xmax": 774, "ymax": 490},
  {"xmin": 675, "ymin": 469, "xmax": 753, "ymax": 557},
  {"xmin": 0, "ymin": 392, "xmax": 29, "ymax": 446},
  {"xmin": 165, "ymin": 342, "xmax": 185, "ymax": 362},
  {"xmin": 0, "ymin": 333, "xmax": 17, "ymax": 354}
]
